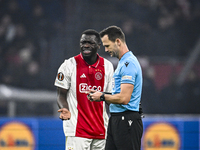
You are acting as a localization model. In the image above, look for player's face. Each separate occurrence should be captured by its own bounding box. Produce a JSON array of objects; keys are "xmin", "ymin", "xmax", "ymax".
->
[
  {"xmin": 101, "ymin": 35, "xmax": 119, "ymax": 58},
  {"xmin": 80, "ymin": 34, "xmax": 99, "ymax": 58}
]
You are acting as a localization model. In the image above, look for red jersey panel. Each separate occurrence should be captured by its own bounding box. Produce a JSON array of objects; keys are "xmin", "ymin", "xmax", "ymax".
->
[{"xmin": 74, "ymin": 54, "xmax": 105, "ymax": 139}]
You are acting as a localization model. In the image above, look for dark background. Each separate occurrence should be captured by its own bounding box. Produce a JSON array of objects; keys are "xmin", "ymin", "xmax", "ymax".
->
[{"xmin": 0, "ymin": 0, "xmax": 200, "ymax": 116}]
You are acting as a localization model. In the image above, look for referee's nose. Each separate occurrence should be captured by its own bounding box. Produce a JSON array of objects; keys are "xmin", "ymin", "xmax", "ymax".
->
[{"xmin": 105, "ymin": 47, "xmax": 108, "ymax": 52}]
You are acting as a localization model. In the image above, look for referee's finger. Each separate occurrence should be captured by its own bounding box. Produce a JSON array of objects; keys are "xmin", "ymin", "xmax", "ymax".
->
[
  {"xmin": 85, "ymin": 91, "xmax": 89, "ymax": 94},
  {"xmin": 89, "ymin": 96, "xmax": 93, "ymax": 101}
]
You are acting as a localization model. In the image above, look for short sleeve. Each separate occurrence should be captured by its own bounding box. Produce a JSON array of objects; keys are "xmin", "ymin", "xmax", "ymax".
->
[
  {"xmin": 121, "ymin": 61, "xmax": 136, "ymax": 85},
  {"xmin": 104, "ymin": 59, "xmax": 114, "ymax": 93},
  {"xmin": 54, "ymin": 58, "xmax": 75, "ymax": 89}
]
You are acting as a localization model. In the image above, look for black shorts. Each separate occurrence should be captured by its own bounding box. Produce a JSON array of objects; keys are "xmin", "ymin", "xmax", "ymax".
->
[{"xmin": 105, "ymin": 111, "xmax": 143, "ymax": 150}]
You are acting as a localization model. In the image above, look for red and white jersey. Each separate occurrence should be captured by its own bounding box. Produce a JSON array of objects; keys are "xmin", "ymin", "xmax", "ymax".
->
[{"xmin": 54, "ymin": 53, "xmax": 114, "ymax": 139}]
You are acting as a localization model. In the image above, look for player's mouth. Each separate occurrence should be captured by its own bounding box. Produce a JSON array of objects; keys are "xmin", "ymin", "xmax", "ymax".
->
[{"xmin": 83, "ymin": 50, "xmax": 92, "ymax": 54}]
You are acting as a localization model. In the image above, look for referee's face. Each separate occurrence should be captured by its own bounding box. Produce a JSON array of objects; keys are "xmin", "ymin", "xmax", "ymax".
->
[
  {"xmin": 101, "ymin": 35, "xmax": 119, "ymax": 58},
  {"xmin": 80, "ymin": 34, "xmax": 99, "ymax": 58}
]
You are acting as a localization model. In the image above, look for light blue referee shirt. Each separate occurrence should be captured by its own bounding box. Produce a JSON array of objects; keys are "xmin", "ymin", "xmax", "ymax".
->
[{"xmin": 110, "ymin": 51, "xmax": 143, "ymax": 113}]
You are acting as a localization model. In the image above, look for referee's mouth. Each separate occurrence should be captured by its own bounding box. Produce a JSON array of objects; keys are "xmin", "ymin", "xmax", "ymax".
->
[{"xmin": 107, "ymin": 51, "xmax": 112, "ymax": 56}]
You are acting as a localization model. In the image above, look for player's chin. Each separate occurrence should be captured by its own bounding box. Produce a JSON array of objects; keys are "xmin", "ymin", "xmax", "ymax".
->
[{"xmin": 82, "ymin": 53, "xmax": 92, "ymax": 58}]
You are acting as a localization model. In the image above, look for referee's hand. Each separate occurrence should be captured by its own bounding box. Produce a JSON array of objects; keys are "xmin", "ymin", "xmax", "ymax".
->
[
  {"xmin": 87, "ymin": 90, "xmax": 102, "ymax": 102},
  {"xmin": 58, "ymin": 108, "xmax": 71, "ymax": 120}
]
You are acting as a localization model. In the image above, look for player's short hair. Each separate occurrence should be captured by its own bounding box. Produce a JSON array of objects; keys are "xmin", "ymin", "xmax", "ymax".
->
[
  {"xmin": 99, "ymin": 25, "xmax": 125, "ymax": 42},
  {"xmin": 82, "ymin": 29, "xmax": 101, "ymax": 45}
]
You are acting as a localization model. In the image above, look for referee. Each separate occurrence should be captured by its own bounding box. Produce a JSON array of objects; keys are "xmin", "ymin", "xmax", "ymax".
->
[{"xmin": 88, "ymin": 25, "xmax": 143, "ymax": 150}]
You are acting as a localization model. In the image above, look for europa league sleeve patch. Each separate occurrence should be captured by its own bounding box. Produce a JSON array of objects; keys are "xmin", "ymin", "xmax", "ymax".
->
[{"xmin": 57, "ymin": 72, "xmax": 64, "ymax": 81}]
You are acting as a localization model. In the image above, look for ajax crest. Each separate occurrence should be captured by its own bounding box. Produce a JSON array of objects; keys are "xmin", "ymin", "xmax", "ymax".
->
[{"xmin": 95, "ymin": 72, "xmax": 102, "ymax": 80}]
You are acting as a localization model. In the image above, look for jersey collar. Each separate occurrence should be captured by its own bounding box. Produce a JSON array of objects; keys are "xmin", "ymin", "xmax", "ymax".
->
[
  {"xmin": 80, "ymin": 53, "xmax": 100, "ymax": 68},
  {"xmin": 120, "ymin": 51, "xmax": 132, "ymax": 62}
]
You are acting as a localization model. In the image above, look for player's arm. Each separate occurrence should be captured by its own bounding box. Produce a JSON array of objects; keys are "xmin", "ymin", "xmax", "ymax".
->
[
  {"xmin": 89, "ymin": 83, "xmax": 134, "ymax": 105},
  {"xmin": 57, "ymin": 87, "xmax": 71, "ymax": 120}
]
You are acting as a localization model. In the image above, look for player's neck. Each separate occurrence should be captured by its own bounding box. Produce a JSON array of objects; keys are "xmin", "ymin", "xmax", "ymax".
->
[{"xmin": 84, "ymin": 55, "xmax": 98, "ymax": 65}]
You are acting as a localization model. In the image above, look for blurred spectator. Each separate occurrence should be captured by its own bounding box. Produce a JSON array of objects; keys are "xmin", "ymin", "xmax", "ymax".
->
[
  {"xmin": 2, "ymin": 46, "xmax": 21, "ymax": 86},
  {"xmin": 0, "ymin": 14, "xmax": 15, "ymax": 46},
  {"xmin": 29, "ymin": 3, "xmax": 52, "ymax": 41},
  {"xmin": 6, "ymin": 0, "xmax": 28, "ymax": 24}
]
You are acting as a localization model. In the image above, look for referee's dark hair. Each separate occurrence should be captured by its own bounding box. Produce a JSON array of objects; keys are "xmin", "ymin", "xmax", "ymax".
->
[
  {"xmin": 82, "ymin": 29, "xmax": 101, "ymax": 45},
  {"xmin": 100, "ymin": 25, "xmax": 125, "ymax": 43}
]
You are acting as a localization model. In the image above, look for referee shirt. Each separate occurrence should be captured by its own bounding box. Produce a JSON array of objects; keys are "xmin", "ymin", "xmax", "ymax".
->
[{"xmin": 110, "ymin": 51, "xmax": 142, "ymax": 113}]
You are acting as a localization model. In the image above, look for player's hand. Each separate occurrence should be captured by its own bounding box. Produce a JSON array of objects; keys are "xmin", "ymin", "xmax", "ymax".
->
[{"xmin": 58, "ymin": 108, "xmax": 71, "ymax": 120}]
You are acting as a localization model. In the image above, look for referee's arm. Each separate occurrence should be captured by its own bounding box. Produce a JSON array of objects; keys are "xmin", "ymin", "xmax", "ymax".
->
[{"xmin": 89, "ymin": 83, "xmax": 134, "ymax": 105}]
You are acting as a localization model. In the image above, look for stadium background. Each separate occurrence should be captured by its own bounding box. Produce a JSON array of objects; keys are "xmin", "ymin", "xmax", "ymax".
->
[{"xmin": 0, "ymin": 0, "xmax": 200, "ymax": 149}]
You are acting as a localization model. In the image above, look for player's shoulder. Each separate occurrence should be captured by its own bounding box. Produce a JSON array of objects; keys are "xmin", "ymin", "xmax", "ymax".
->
[
  {"xmin": 58, "ymin": 57, "xmax": 76, "ymax": 71},
  {"xmin": 103, "ymin": 57, "xmax": 113, "ymax": 66},
  {"xmin": 62, "ymin": 57, "xmax": 76, "ymax": 66}
]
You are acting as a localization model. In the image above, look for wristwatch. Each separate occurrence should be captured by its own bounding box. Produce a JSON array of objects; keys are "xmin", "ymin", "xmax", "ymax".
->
[{"xmin": 100, "ymin": 92, "xmax": 105, "ymax": 101}]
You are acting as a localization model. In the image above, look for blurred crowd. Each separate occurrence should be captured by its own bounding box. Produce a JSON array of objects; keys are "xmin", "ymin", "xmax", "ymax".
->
[
  {"xmin": 118, "ymin": 0, "xmax": 200, "ymax": 57},
  {"xmin": 0, "ymin": 0, "xmax": 200, "ymax": 115},
  {"xmin": 115, "ymin": 0, "xmax": 200, "ymax": 114},
  {"xmin": 0, "ymin": 0, "xmax": 66, "ymax": 89},
  {"xmin": 138, "ymin": 57, "xmax": 200, "ymax": 114}
]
